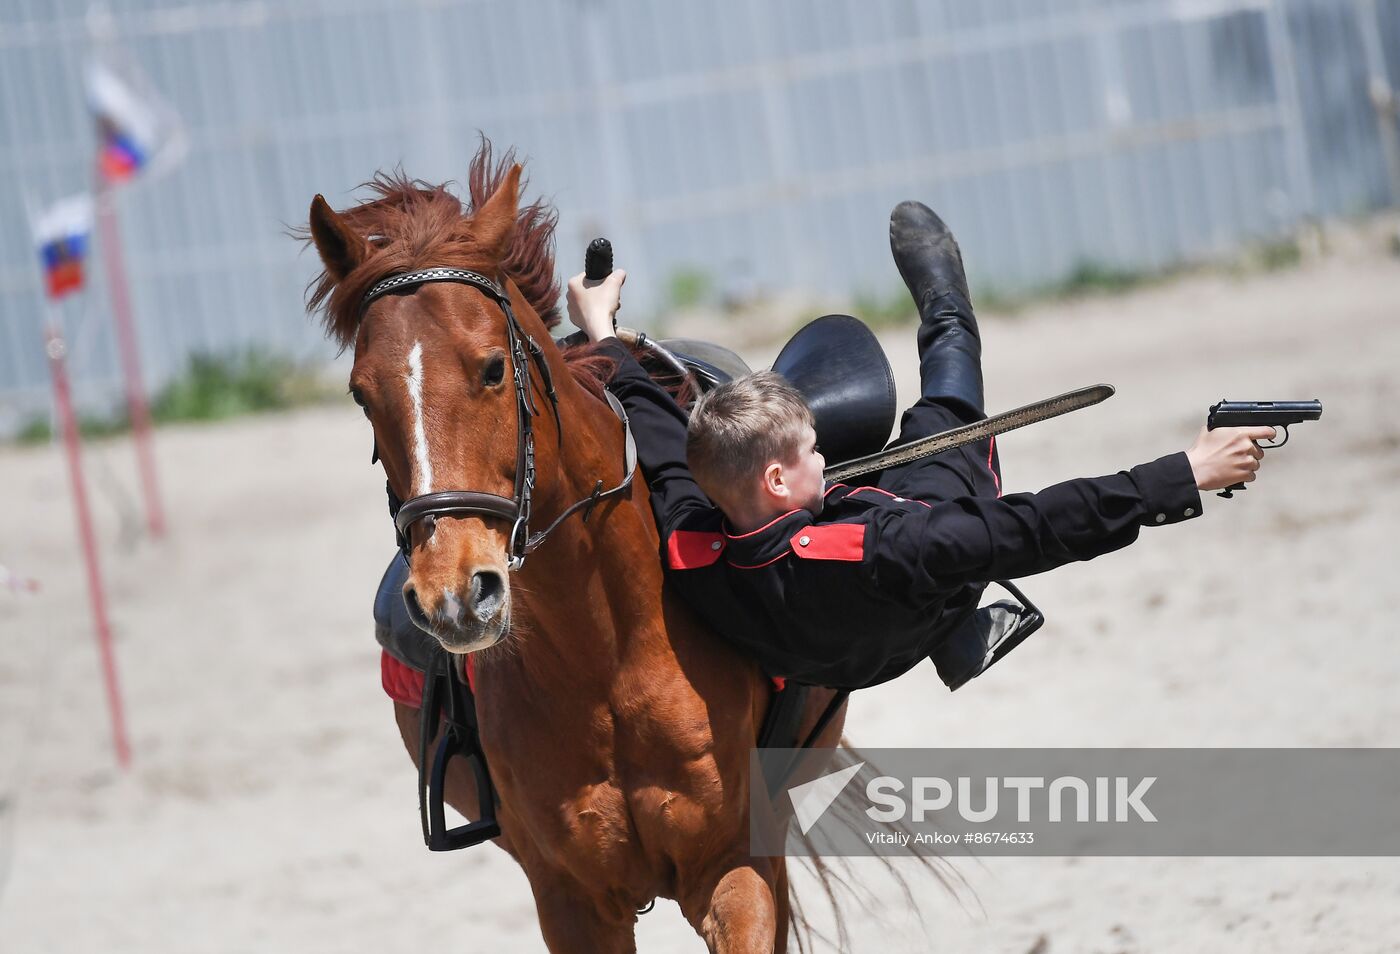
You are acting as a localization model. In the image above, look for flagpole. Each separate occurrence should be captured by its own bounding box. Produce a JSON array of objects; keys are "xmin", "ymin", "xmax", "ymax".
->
[
  {"xmin": 42, "ymin": 315, "xmax": 133, "ymax": 770},
  {"xmin": 94, "ymin": 169, "xmax": 166, "ymax": 539}
]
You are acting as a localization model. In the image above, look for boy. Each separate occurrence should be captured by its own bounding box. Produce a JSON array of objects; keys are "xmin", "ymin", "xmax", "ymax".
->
[{"xmin": 567, "ymin": 202, "xmax": 1272, "ymax": 692}]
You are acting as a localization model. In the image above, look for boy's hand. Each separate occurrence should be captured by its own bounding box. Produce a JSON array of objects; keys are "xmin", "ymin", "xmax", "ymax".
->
[
  {"xmin": 1185, "ymin": 425, "xmax": 1274, "ymax": 491},
  {"xmin": 566, "ymin": 269, "xmax": 627, "ymax": 343}
]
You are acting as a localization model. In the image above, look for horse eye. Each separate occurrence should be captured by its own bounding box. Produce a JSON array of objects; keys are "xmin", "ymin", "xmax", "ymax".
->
[
  {"xmin": 349, "ymin": 387, "xmax": 370, "ymax": 417},
  {"xmin": 483, "ymin": 354, "xmax": 506, "ymax": 387}
]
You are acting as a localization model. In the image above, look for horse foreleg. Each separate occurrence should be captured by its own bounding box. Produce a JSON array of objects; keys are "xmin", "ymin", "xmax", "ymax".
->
[
  {"xmin": 530, "ymin": 877, "xmax": 638, "ymax": 954},
  {"xmin": 683, "ymin": 863, "xmax": 779, "ymax": 954}
]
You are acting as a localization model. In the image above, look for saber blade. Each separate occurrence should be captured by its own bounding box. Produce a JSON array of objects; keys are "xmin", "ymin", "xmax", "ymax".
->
[{"xmin": 824, "ymin": 384, "xmax": 1115, "ymax": 482}]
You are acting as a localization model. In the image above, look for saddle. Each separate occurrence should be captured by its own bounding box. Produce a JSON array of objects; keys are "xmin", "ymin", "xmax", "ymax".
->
[
  {"xmin": 646, "ymin": 313, "xmax": 899, "ymax": 466},
  {"xmin": 769, "ymin": 314, "xmax": 897, "ymax": 464},
  {"xmin": 655, "ymin": 316, "xmax": 898, "ymax": 466}
]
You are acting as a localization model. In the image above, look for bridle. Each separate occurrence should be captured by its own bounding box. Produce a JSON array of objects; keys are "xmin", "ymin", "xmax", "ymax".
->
[{"xmin": 361, "ymin": 267, "xmax": 636, "ymax": 571}]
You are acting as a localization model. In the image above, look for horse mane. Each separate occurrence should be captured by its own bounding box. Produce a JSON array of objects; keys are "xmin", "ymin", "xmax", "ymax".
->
[{"xmin": 301, "ymin": 137, "xmax": 620, "ymax": 401}]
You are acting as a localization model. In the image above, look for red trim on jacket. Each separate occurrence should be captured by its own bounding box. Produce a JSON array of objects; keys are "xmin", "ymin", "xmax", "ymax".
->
[
  {"xmin": 726, "ymin": 550, "xmax": 792, "ymax": 570},
  {"xmin": 723, "ymin": 508, "xmax": 804, "ymax": 539},
  {"xmin": 988, "ymin": 435, "xmax": 1001, "ymax": 497},
  {"xmin": 788, "ymin": 523, "xmax": 866, "ymax": 562},
  {"xmin": 668, "ymin": 529, "xmax": 726, "ymax": 569},
  {"xmin": 848, "ymin": 486, "xmax": 932, "ymax": 508}
]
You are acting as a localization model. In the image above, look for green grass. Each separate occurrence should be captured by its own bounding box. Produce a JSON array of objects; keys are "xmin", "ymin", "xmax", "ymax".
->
[
  {"xmin": 15, "ymin": 410, "xmax": 134, "ymax": 445},
  {"xmin": 851, "ymin": 287, "xmax": 917, "ymax": 328},
  {"xmin": 847, "ymin": 258, "xmax": 1159, "ymax": 328},
  {"xmin": 967, "ymin": 280, "xmax": 1024, "ymax": 316},
  {"xmin": 1054, "ymin": 259, "xmax": 1154, "ymax": 296},
  {"xmin": 12, "ymin": 348, "xmax": 335, "ymax": 445},
  {"xmin": 849, "ymin": 235, "xmax": 1306, "ymax": 327},
  {"xmin": 1253, "ymin": 237, "xmax": 1303, "ymax": 271},
  {"xmin": 666, "ymin": 267, "xmax": 714, "ymax": 310},
  {"xmin": 151, "ymin": 350, "xmax": 326, "ymax": 421},
  {"xmin": 16, "ymin": 416, "xmax": 56, "ymax": 444}
]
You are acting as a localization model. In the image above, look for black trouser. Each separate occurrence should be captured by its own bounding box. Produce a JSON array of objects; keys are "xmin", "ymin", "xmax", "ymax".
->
[{"xmin": 876, "ymin": 290, "xmax": 1001, "ymax": 503}]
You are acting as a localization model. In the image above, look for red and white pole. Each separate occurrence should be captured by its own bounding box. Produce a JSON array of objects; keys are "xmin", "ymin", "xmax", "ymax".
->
[
  {"xmin": 44, "ymin": 321, "xmax": 133, "ymax": 769},
  {"xmin": 94, "ymin": 176, "xmax": 166, "ymax": 539}
]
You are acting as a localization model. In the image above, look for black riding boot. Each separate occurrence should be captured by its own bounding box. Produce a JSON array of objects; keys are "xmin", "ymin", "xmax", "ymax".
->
[
  {"xmin": 890, "ymin": 203, "xmax": 1046, "ymax": 688},
  {"xmin": 889, "ymin": 201, "xmax": 984, "ymax": 423},
  {"xmin": 931, "ymin": 583, "xmax": 1045, "ymax": 691}
]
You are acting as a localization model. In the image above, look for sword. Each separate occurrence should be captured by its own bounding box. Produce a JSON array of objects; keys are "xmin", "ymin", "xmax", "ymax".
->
[{"xmin": 823, "ymin": 384, "xmax": 1116, "ymax": 482}]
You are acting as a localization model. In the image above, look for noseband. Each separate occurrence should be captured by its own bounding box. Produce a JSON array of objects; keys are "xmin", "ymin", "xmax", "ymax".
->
[{"xmin": 361, "ymin": 267, "xmax": 636, "ymax": 571}]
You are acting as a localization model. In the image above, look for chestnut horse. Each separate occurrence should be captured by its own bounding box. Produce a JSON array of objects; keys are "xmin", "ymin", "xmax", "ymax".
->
[{"xmin": 304, "ymin": 145, "xmax": 850, "ymax": 952}]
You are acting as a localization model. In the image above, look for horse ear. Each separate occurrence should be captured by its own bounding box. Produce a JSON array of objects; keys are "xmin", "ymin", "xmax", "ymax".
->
[
  {"xmin": 309, "ymin": 194, "xmax": 368, "ymax": 280},
  {"xmin": 471, "ymin": 163, "xmax": 521, "ymax": 259}
]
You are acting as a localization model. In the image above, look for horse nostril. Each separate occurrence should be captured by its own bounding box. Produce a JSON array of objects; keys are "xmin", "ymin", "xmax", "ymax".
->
[
  {"xmin": 469, "ymin": 571, "xmax": 505, "ymax": 621},
  {"xmin": 403, "ymin": 585, "xmax": 431, "ymax": 631}
]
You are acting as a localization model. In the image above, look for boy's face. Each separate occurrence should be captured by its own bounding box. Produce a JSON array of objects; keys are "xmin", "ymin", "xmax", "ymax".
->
[{"xmin": 784, "ymin": 424, "xmax": 827, "ymax": 514}]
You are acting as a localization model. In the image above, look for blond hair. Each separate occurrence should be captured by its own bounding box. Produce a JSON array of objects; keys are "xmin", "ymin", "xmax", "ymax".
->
[{"xmin": 686, "ymin": 371, "xmax": 814, "ymax": 507}]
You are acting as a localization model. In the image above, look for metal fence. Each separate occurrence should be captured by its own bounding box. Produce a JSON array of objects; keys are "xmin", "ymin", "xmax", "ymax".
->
[{"xmin": 1, "ymin": 0, "xmax": 1396, "ymax": 425}]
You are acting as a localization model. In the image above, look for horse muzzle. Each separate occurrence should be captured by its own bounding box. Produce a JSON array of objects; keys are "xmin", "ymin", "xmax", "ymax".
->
[{"xmin": 403, "ymin": 570, "xmax": 509, "ymax": 652}]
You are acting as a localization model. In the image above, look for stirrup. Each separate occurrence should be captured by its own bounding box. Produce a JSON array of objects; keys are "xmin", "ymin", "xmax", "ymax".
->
[
  {"xmin": 982, "ymin": 580, "xmax": 1044, "ymax": 670},
  {"xmin": 943, "ymin": 580, "xmax": 1045, "ymax": 691},
  {"xmin": 418, "ymin": 652, "xmax": 501, "ymax": 851}
]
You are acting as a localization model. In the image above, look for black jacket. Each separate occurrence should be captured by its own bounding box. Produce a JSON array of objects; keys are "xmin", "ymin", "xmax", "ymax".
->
[{"xmin": 601, "ymin": 340, "xmax": 1203, "ymax": 690}]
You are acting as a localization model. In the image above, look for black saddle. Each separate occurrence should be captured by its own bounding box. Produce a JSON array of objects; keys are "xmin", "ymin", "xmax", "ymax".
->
[
  {"xmin": 770, "ymin": 314, "xmax": 896, "ymax": 465},
  {"xmin": 666, "ymin": 315, "xmax": 896, "ymax": 467}
]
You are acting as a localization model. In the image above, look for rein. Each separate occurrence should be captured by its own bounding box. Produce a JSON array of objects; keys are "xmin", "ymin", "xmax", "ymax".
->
[{"xmin": 361, "ymin": 267, "xmax": 637, "ymax": 571}]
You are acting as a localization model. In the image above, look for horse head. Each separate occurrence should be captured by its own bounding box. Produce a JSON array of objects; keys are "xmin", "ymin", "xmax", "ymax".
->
[{"xmin": 308, "ymin": 165, "xmax": 545, "ymax": 653}]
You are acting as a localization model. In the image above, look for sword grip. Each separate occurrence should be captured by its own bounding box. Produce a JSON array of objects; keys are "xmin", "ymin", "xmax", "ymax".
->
[{"xmin": 585, "ymin": 238, "xmax": 613, "ymax": 281}]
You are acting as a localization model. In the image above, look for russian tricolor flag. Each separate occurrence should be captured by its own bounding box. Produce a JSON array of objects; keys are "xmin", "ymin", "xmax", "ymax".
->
[
  {"xmin": 97, "ymin": 116, "xmax": 147, "ymax": 183},
  {"xmin": 86, "ymin": 59, "xmax": 180, "ymax": 186},
  {"xmin": 32, "ymin": 195, "xmax": 94, "ymax": 301}
]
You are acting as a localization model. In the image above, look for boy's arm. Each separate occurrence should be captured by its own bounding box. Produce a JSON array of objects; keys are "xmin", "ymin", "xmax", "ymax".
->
[
  {"xmin": 565, "ymin": 269, "xmax": 713, "ymax": 536},
  {"xmin": 868, "ymin": 452, "xmax": 1205, "ymax": 592},
  {"xmin": 596, "ymin": 338, "xmax": 715, "ymax": 534}
]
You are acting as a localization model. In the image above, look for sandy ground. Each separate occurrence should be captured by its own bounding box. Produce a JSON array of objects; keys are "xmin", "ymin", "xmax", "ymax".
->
[{"xmin": 1, "ymin": 228, "xmax": 1398, "ymax": 953}]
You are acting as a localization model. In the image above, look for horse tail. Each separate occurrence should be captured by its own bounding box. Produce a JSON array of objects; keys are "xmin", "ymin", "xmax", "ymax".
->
[{"xmin": 783, "ymin": 739, "xmax": 966, "ymax": 953}]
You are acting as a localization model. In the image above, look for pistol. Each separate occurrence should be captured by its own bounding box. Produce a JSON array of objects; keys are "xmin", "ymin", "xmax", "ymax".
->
[{"xmin": 1206, "ymin": 399, "xmax": 1322, "ymax": 498}]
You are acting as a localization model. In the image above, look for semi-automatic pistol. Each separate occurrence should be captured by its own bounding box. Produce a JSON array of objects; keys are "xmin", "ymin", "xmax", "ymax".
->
[{"xmin": 1206, "ymin": 399, "xmax": 1322, "ymax": 498}]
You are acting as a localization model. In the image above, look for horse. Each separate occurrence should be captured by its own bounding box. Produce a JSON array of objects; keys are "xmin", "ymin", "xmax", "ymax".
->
[{"xmin": 303, "ymin": 142, "xmax": 853, "ymax": 953}]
